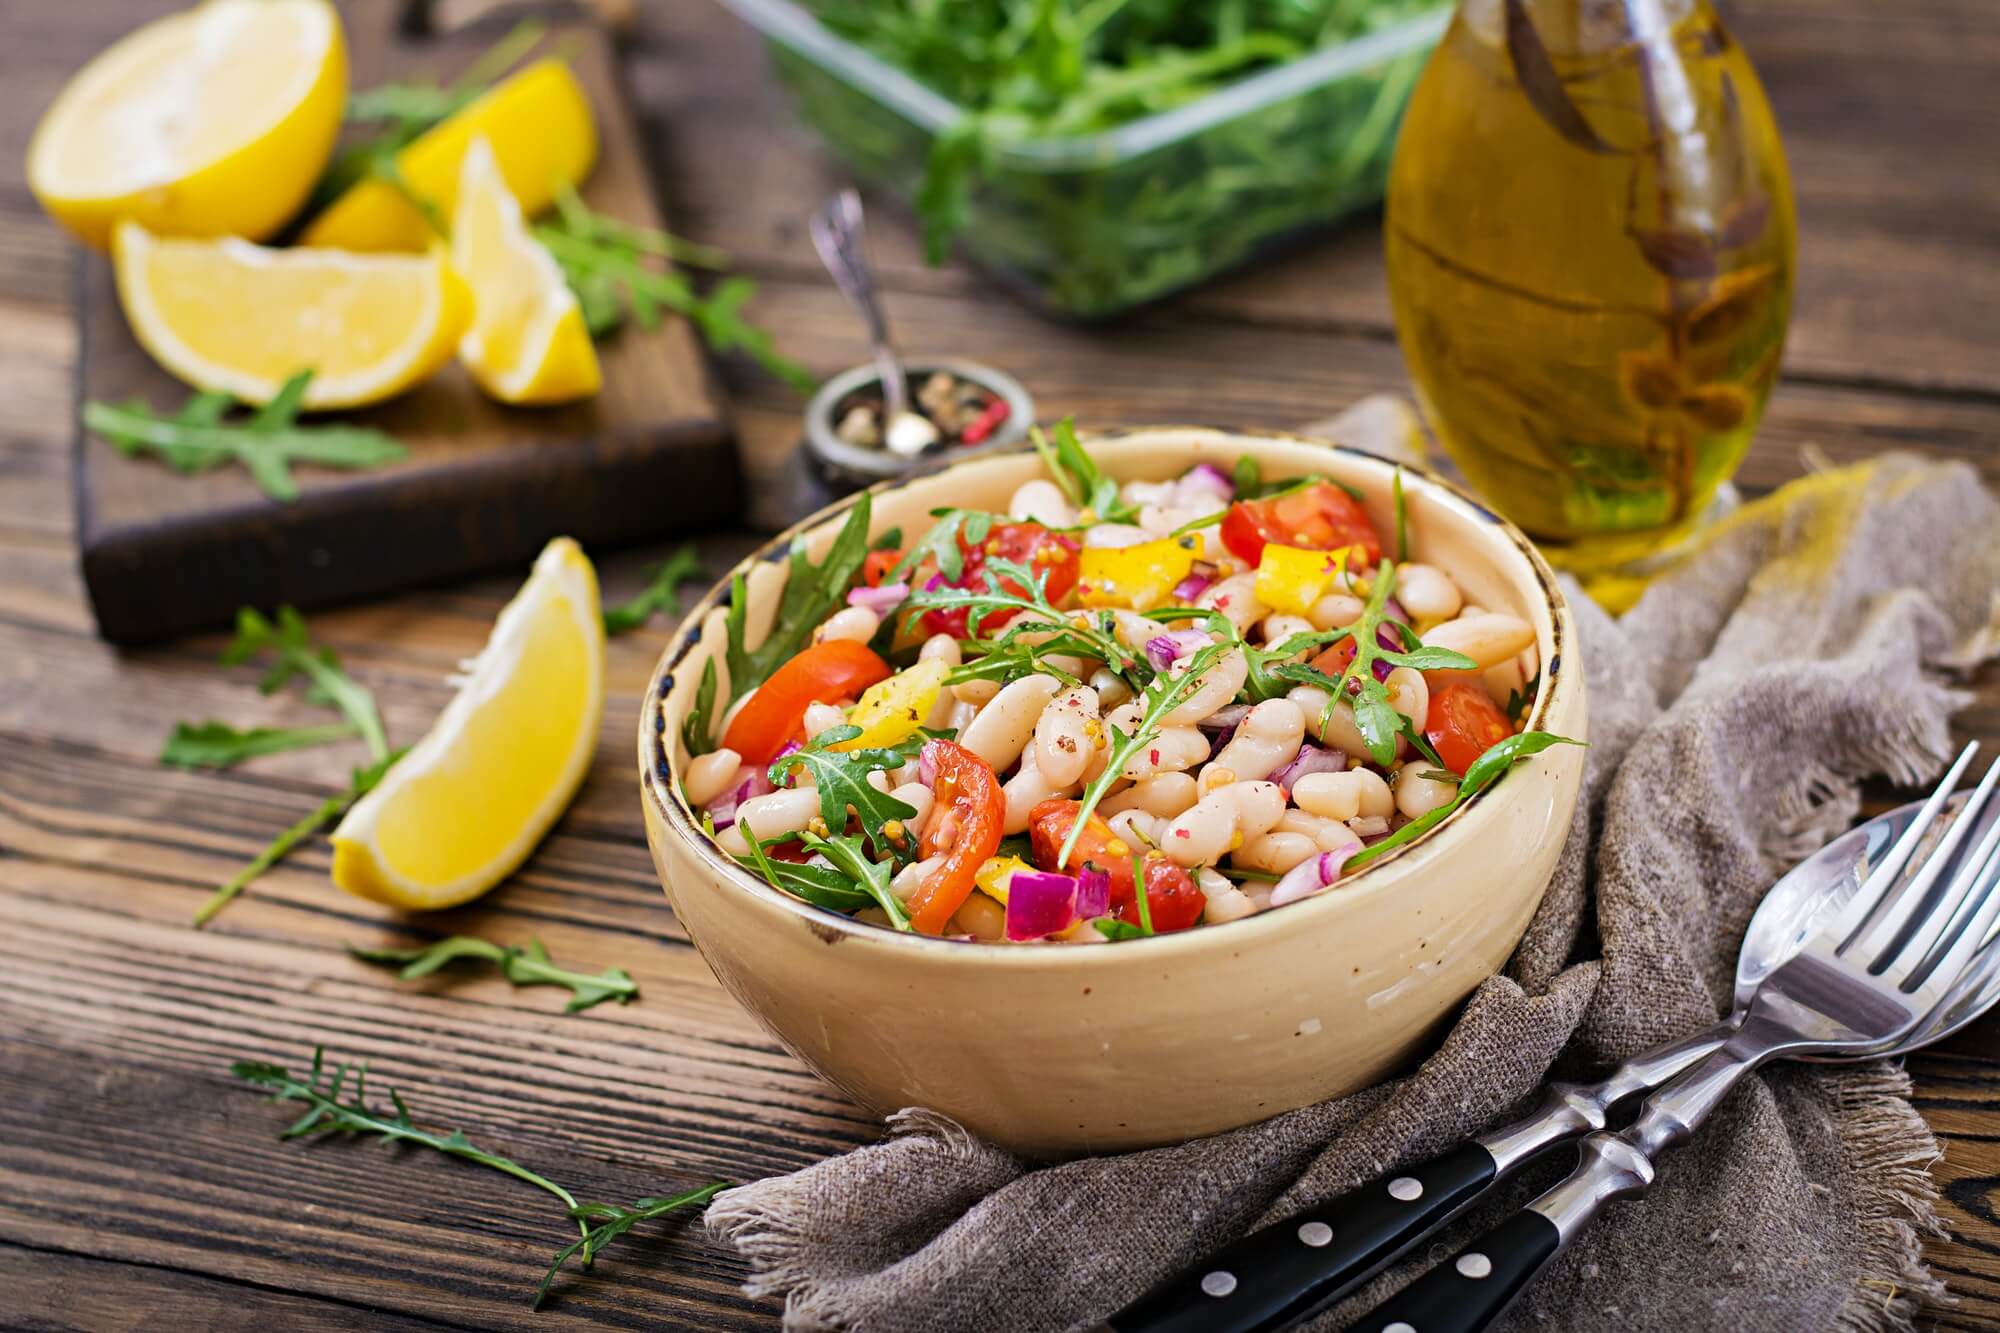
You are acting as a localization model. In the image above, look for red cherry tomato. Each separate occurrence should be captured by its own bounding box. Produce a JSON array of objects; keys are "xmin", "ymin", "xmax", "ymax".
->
[
  {"xmin": 1027, "ymin": 799, "xmax": 1204, "ymax": 933},
  {"xmin": 908, "ymin": 740, "xmax": 1004, "ymax": 935},
  {"xmin": 1425, "ymin": 682, "xmax": 1516, "ymax": 774},
  {"xmin": 1309, "ymin": 637, "xmax": 1357, "ymax": 677},
  {"xmin": 862, "ymin": 548, "xmax": 901, "ymax": 587},
  {"xmin": 720, "ymin": 640, "xmax": 891, "ymax": 765},
  {"xmin": 1220, "ymin": 481, "xmax": 1384, "ymax": 567},
  {"xmin": 915, "ymin": 522, "xmax": 1081, "ymax": 638}
]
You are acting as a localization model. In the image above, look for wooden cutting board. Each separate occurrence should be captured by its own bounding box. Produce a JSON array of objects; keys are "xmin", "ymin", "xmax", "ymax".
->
[{"xmin": 73, "ymin": 1, "xmax": 739, "ymax": 645}]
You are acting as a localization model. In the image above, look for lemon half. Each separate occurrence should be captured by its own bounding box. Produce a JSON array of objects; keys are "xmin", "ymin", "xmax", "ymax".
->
[
  {"xmin": 452, "ymin": 136, "xmax": 600, "ymax": 404},
  {"xmin": 303, "ymin": 58, "xmax": 596, "ymax": 253},
  {"xmin": 29, "ymin": 0, "xmax": 346, "ymax": 249},
  {"xmin": 112, "ymin": 221, "xmax": 470, "ymax": 409},
  {"xmin": 331, "ymin": 538, "xmax": 605, "ymax": 912}
]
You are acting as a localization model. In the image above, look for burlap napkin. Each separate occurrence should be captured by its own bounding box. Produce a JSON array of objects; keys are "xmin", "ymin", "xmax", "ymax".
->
[{"xmin": 709, "ymin": 454, "xmax": 2000, "ymax": 1332}]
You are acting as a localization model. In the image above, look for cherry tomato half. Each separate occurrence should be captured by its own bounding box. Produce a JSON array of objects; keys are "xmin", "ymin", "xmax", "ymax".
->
[
  {"xmin": 1220, "ymin": 481, "xmax": 1384, "ymax": 568},
  {"xmin": 862, "ymin": 548, "xmax": 901, "ymax": 587},
  {"xmin": 915, "ymin": 522, "xmax": 1081, "ymax": 639},
  {"xmin": 1425, "ymin": 682, "xmax": 1516, "ymax": 774},
  {"xmin": 1027, "ymin": 799, "xmax": 1204, "ymax": 934},
  {"xmin": 720, "ymin": 640, "xmax": 891, "ymax": 766},
  {"xmin": 909, "ymin": 739, "xmax": 1004, "ymax": 935}
]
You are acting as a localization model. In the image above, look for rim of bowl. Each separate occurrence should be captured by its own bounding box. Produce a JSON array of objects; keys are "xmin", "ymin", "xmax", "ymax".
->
[{"xmin": 642, "ymin": 425, "xmax": 1576, "ymax": 966}]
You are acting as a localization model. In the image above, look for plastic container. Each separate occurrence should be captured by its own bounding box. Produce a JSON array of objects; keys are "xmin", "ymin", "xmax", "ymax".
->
[{"xmin": 723, "ymin": 0, "xmax": 1449, "ymax": 319}]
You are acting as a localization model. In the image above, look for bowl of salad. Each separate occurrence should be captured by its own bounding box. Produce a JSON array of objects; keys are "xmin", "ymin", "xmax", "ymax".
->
[{"xmin": 641, "ymin": 425, "xmax": 1585, "ymax": 1157}]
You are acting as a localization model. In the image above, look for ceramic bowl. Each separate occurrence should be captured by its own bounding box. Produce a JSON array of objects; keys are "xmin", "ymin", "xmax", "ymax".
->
[{"xmin": 641, "ymin": 427, "xmax": 1586, "ymax": 1158}]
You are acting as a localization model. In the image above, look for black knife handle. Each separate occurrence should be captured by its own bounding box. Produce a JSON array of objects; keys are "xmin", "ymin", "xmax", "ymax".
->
[
  {"xmin": 1104, "ymin": 1143, "xmax": 1499, "ymax": 1333},
  {"xmin": 1349, "ymin": 1209, "xmax": 1561, "ymax": 1333}
]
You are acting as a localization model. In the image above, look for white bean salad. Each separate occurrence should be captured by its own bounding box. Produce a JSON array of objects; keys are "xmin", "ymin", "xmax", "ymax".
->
[{"xmin": 676, "ymin": 422, "xmax": 1576, "ymax": 943}]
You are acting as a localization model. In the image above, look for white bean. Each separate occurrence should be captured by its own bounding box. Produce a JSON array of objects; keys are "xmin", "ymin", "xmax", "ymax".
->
[
  {"xmin": 890, "ymin": 783, "xmax": 935, "ymax": 842},
  {"xmin": 1277, "ymin": 809, "xmax": 1364, "ymax": 855},
  {"xmin": 1100, "ymin": 772, "xmax": 1199, "ymax": 819},
  {"xmin": 1011, "ymin": 479, "xmax": 1078, "ymax": 528},
  {"xmin": 1235, "ymin": 831, "xmax": 1319, "ymax": 874},
  {"xmin": 1163, "ymin": 648, "xmax": 1249, "ymax": 725},
  {"xmin": 1106, "ymin": 808, "xmax": 1163, "ymax": 851},
  {"xmin": 1385, "ymin": 666, "xmax": 1430, "ymax": 733},
  {"xmin": 958, "ymin": 674, "xmax": 1062, "ymax": 771},
  {"xmin": 1308, "ymin": 592, "xmax": 1367, "ymax": 631},
  {"xmin": 1393, "ymin": 763, "xmax": 1459, "ymax": 820},
  {"xmin": 919, "ymin": 634, "xmax": 962, "ymax": 667},
  {"xmin": 1033, "ymin": 687, "xmax": 1102, "ymax": 787},
  {"xmin": 891, "ymin": 855, "xmax": 945, "ymax": 904},
  {"xmin": 1422, "ymin": 613, "xmax": 1535, "ymax": 670},
  {"xmin": 1090, "ymin": 667, "xmax": 1133, "ymax": 710},
  {"xmin": 1158, "ymin": 780, "xmax": 1284, "ymax": 867},
  {"xmin": 802, "ymin": 701, "xmax": 849, "ymax": 740},
  {"xmin": 1197, "ymin": 572, "xmax": 1266, "ymax": 635},
  {"xmin": 814, "ymin": 606, "xmax": 880, "ymax": 644},
  {"xmin": 1260, "ymin": 613, "xmax": 1314, "ymax": 650},
  {"xmin": 1292, "ymin": 769, "xmax": 1393, "ymax": 822},
  {"xmin": 1120, "ymin": 726, "xmax": 1212, "ymax": 780},
  {"xmin": 1002, "ymin": 748, "xmax": 1069, "ymax": 834},
  {"xmin": 1288, "ymin": 685, "xmax": 1370, "ymax": 757},
  {"xmin": 1198, "ymin": 867, "xmax": 1259, "ymax": 924},
  {"xmin": 1204, "ymin": 698, "xmax": 1306, "ymax": 783},
  {"xmin": 946, "ymin": 698, "xmax": 979, "ymax": 735},
  {"xmin": 1395, "ymin": 563, "xmax": 1462, "ymax": 624},
  {"xmin": 683, "ymin": 748, "xmax": 742, "ymax": 807},
  {"xmin": 949, "ymin": 890, "xmax": 1006, "ymax": 941},
  {"xmin": 717, "ymin": 787, "xmax": 820, "ymax": 855},
  {"xmin": 953, "ymin": 676, "xmax": 1001, "ymax": 706},
  {"xmin": 1084, "ymin": 523, "xmax": 1151, "ymax": 548}
]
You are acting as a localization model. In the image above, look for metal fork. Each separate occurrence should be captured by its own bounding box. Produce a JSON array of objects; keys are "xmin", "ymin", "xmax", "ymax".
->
[{"xmin": 1353, "ymin": 744, "xmax": 2000, "ymax": 1333}]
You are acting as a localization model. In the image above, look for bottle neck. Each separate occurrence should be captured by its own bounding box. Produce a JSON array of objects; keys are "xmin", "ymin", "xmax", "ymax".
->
[{"xmin": 1457, "ymin": 0, "xmax": 1698, "ymax": 57}]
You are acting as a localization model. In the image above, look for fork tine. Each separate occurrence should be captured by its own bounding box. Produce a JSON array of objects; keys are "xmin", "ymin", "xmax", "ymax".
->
[
  {"xmin": 1902, "ymin": 781, "xmax": 2000, "ymax": 996},
  {"xmin": 1838, "ymin": 743, "xmax": 1982, "ymax": 963},
  {"xmin": 1885, "ymin": 756, "xmax": 2000, "ymax": 971}
]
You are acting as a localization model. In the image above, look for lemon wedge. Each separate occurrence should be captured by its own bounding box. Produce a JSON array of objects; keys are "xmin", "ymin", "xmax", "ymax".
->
[
  {"xmin": 303, "ymin": 58, "xmax": 596, "ymax": 253},
  {"xmin": 452, "ymin": 137, "xmax": 601, "ymax": 404},
  {"xmin": 28, "ymin": 0, "xmax": 346, "ymax": 249},
  {"xmin": 112, "ymin": 221, "xmax": 470, "ymax": 409},
  {"xmin": 332, "ymin": 538, "xmax": 605, "ymax": 912}
]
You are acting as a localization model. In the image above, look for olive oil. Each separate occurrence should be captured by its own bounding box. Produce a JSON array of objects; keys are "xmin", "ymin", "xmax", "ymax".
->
[{"xmin": 1385, "ymin": 0, "xmax": 1794, "ymax": 565}]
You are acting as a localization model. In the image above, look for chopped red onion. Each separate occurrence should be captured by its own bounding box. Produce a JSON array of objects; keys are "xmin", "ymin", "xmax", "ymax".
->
[
  {"xmin": 1144, "ymin": 629, "xmax": 1212, "ymax": 671},
  {"xmin": 1171, "ymin": 571, "xmax": 1214, "ymax": 602},
  {"xmin": 1005, "ymin": 870, "xmax": 1081, "ymax": 940},
  {"xmin": 1269, "ymin": 845, "xmax": 1359, "ymax": 907},
  {"xmin": 922, "ymin": 572, "xmax": 947, "ymax": 592},
  {"xmin": 1075, "ymin": 863, "xmax": 1110, "ymax": 919},
  {"xmin": 1273, "ymin": 743, "xmax": 1347, "ymax": 790},
  {"xmin": 917, "ymin": 738, "xmax": 939, "ymax": 787},
  {"xmin": 1372, "ymin": 622, "xmax": 1401, "ymax": 683},
  {"xmin": 706, "ymin": 764, "xmax": 773, "ymax": 830},
  {"xmin": 1181, "ymin": 462, "xmax": 1235, "ymax": 502},
  {"xmin": 846, "ymin": 581, "xmax": 909, "ymax": 615}
]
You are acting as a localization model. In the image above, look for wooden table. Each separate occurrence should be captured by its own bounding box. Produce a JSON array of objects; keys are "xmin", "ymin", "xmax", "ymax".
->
[{"xmin": 3, "ymin": 1, "xmax": 1996, "ymax": 1327}]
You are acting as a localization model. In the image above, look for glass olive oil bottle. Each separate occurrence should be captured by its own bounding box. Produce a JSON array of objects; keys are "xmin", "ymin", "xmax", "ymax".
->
[{"xmin": 1385, "ymin": 0, "xmax": 1794, "ymax": 568}]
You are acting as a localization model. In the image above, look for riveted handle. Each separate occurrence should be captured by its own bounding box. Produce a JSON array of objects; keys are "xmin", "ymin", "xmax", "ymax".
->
[
  {"xmin": 1349, "ymin": 1210, "xmax": 1561, "ymax": 1333},
  {"xmin": 1104, "ymin": 1143, "xmax": 1498, "ymax": 1333}
]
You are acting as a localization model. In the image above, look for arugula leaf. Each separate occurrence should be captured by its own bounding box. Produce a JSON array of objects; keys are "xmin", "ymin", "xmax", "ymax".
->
[
  {"xmin": 85, "ymin": 372, "xmax": 405, "ymax": 502},
  {"xmin": 798, "ymin": 829, "xmax": 911, "ymax": 931},
  {"xmin": 160, "ymin": 720, "xmax": 358, "ymax": 769},
  {"xmin": 1129, "ymin": 850, "xmax": 1154, "ymax": 936},
  {"xmin": 603, "ymin": 545, "xmax": 704, "ymax": 635},
  {"xmin": 769, "ymin": 725, "xmax": 919, "ymax": 861},
  {"xmin": 1505, "ymin": 673, "xmax": 1541, "ymax": 726},
  {"xmin": 908, "ymin": 554, "xmax": 1142, "ymax": 687},
  {"xmin": 1343, "ymin": 731, "xmax": 1583, "ymax": 872},
  {"xmin": 192, "ymin": 751, "xmax": 402, "ymax": 927},
  {"xmin": 1094, "ymin": 918, "xmax": 1147, "ymax": 941},
  {"xmin": 890, "ymin": 508, "xmax": 995, "ymax": 584},
  {"xmin": 222, "ymin": 607, "xmax": 391, "ymax": 763},
  {"xmin": 682, "ymin": 658, "xmax": 720, "ymax": 758},
  {"xmin": 1232, "ymin": 455, "xmax": 1262, "ymax": 497},
  {"xmin": 1057, "ymin": 640, "xmax": 1230, "ymax": 868},
  {"xmin": 736, "ymin": 827, "xmax": 876, "ymax": 914},
  {"xmin": 1029, "ymin": 418, "xmax": 1135, "ymax": 521},
  {"xmin": 536, "ymin": 1184, "xmax": 728, "ymax": 1310},
  {"xmin": 725, "ymin": 494, "xmax": 873, "ymax": 698},
  {"xmin": 873, "ymin": 526, "xmax": 904, "ymax": 552},
  {"xmin": 348, "ymin": 935, "xmax": 638, "ymax": 1014}
]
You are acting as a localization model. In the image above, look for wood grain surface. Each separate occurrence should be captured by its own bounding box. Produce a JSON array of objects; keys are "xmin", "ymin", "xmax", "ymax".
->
[
  {"xmin": 73, "ymin": 3, "xmax": 737, "ymax": 645},
  {"xmin": 2, "ymin": 0, "xmax": 1997, "ymax": 1328}
]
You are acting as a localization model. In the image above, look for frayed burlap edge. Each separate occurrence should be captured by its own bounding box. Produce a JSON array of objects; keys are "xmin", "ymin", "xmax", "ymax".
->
[{"xmin": 1819, "ymin": 1064, "xmax": 1949, "ymax": 1332}]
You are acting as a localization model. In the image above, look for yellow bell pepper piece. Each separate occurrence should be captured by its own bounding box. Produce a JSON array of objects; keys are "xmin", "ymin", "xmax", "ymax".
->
[
  {"xmin": 830, "ymin": 657, "xmax": 949, "ymax": 751},
  {"xmin": 1078, "ymin": 534, "xmax": 1205, "ymax": 612},
  {"xmin": 1254, "ymin": 543, "xmax": 1359, "ymax": 616},
  {"xmin": 974, "ymin": 855, "xmax": 1032, "ymax": 905}
]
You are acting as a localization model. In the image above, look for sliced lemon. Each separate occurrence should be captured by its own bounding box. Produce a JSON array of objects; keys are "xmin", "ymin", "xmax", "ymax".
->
[
  {"xmin": 332, "ymin": 538, "xmax": 605, "ymax": 912},
  {"xmin": 303, "ymin": 58, "xmax": 596, "ymax": 253},
  {"xmin": 452, "ymin": 136, "xmax": 600, "ymax": 404},
  {"xmin": 112, "ymin": 220, "xmax": 470, "ymax": 409},
  {"xmin": 28, "ymin": 0, "xmax": 346, "ymax": 249}
]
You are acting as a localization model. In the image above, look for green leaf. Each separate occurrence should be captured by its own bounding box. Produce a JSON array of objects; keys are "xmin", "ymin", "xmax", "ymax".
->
[
  {"xmin": 890, "ymin": 508, "xmax": 996, "ymax": 584},
  {"xmin": 1028, "ymin": 417, "xmax": 1136, "ymax": 521},
  {"xmin": 682, "ymin": 658, "xmax": 720, "ymax": 758},
  {"xmin": 1375, "ymin": 644, "xmax": 1479, "ymax": 671},
  {"xmin": 723, "ymin": 494, "xmax": 873, "ymax": 698},
  {"xmin": 348, "ymin": 935, "xmax": 639, "ymax": 1014},
  {"xmin": 1342, "ymin": 730, "xmax": 1583, "ymax": 872},
  {"xmin": 798, "ymin": 830, "xmax": 911, "ymax": 931},
  {"xmin": 84, "ymin": 374, "xmax": 405, "ymax": 503},
  {"xmin": 1094, "ymin": 918, "xmax": 1147, "ymax": 942},
  {"xmin": 535, "ymin": 1183, "xmax": 729, "ymax": 1310},
  {"xmin": 160, "ymin": 720, "xmax": 359, "ymax": 769},
  {"xmin": 735, "ymin": 832, "xmax": 875, "ymax": 914},
  {"xmin": 221, "ymin": 607, "xmax": 390, "ymax": 764},
  {"xmin": 603, "ymin": 545, "xmax": 704, "ymax": 635},
  {"xmin": 768, "ymin": 728, "xmax": 918, "ymax": 862}
]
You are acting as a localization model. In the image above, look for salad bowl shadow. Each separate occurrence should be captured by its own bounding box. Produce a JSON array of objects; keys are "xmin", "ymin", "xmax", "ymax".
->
[{"xmin": 640, "ymin": 427, "xmax": 1586, "ymax": 1159}]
